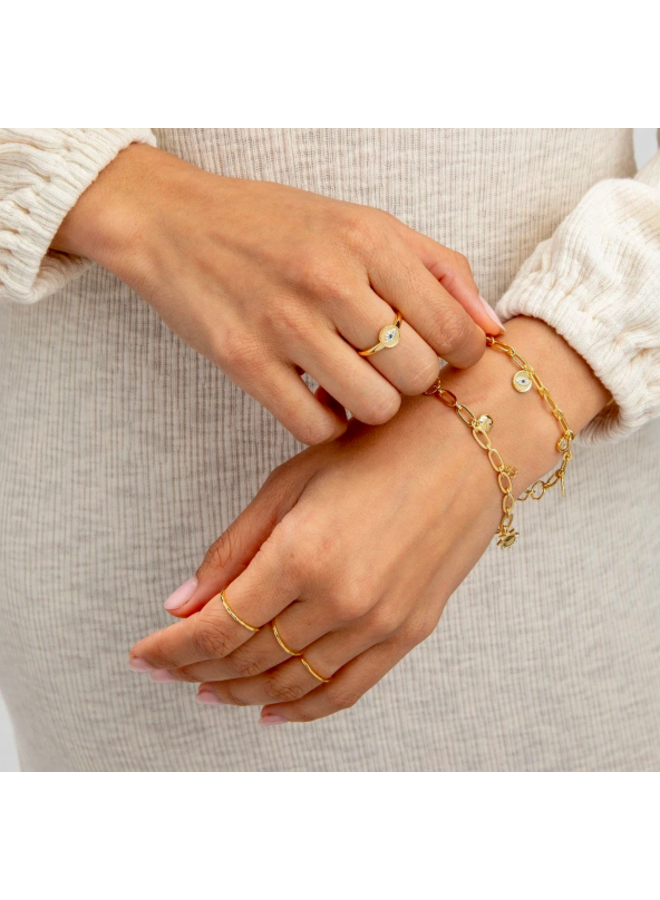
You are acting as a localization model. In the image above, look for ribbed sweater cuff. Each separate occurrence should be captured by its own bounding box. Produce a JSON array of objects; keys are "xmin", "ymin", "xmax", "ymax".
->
[
  {"xmin": 495, "ymin": 176, "xmax": 660, "ymax": 446},
  {"xmin": 0, "ymin": 128, "xmax": 156, "ymax": 304}
]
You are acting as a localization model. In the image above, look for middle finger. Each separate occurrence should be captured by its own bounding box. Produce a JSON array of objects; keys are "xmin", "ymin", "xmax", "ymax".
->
[{"xmin": 332, "ymin": 287, "xmax": 441, "ymax": 396}]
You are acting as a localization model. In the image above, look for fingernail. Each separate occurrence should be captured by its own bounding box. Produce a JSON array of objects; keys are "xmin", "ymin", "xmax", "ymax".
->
[
  {"xmin": 478, "ymin": 295, "xmax": 505, "ymax": 332},
  {"xmin": 164, "ymin": 576, "xmax": 198, "ymax": 611},
  {"xmin": 258, "ymin": 714, "xmax": 289, "ymax": 726},
  {"xmin": 128, "ymin": 657, "xmax": 157, "ymax": 673},
  {"xmin": 195, "ymin": 691, "xmax": 223, "ymax": 705},
  {"xmin": 149, "ymin": 669, "xmax": 178, "ymax": 683}
]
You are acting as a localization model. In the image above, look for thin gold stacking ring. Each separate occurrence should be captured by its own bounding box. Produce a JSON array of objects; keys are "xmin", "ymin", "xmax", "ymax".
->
[
  {"xmin": 300, "ymin": 656, "xmax": 331, "ymax": 683},
  {"xmin": 220, "ymin": 588, "xmax": 261, "ymax": 633},
  {"xmin": 271, "ymin": 618, "xmax": 302, "ymax": 657},
  {"xmin": 358, "ymin": 310, "xmax": 403, "ymax": 356}
]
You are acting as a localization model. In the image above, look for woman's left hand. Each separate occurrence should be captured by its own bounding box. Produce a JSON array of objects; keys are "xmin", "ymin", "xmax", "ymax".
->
[{"xmin": 129, "ymin": 318, "xmax": 608, "ymax": 724}]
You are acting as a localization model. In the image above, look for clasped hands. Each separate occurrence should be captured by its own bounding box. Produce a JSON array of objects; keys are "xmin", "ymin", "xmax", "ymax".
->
[
  {"xmin": 53, "ymin": 145, "xmax": 602, "ymax": 724},
  {"xmin": 95, "ymin": 147, "xmax": 513, "ymax": 723}
]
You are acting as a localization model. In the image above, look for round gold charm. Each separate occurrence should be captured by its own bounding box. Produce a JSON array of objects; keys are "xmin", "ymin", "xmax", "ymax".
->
[
  {"xmin": 512, "ymin": 370, "xmax": 533, "ymax": 392},
  {"xmin": 476, "ymin": 414, "xmax": 493, "ymax": 433},
  {"xmin": 378, "ymin": 323, "xmax": 401, "ymax": 348}
]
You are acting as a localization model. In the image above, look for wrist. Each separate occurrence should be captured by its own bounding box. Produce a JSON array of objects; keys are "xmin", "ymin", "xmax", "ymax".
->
[
  {"xmin": 51, "ymin": 143, "xmax": 172, "ymax": 284},
  {"xmin": 438, "ymin": 315, "xmax": 611, "ymax": 489}
]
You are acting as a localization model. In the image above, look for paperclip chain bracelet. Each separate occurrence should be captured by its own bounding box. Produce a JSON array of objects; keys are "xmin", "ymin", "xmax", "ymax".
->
[
  {"xmin": 424, "ymin": 378, "xmax": 520, "ymax": 548},
  {"xmin": 485, "ymin": 335, "xmax": 575, "ymax": 501}
]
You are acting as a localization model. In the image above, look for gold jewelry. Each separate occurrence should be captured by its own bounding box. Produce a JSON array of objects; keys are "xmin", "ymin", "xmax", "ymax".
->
[
  {"xmin": 358, "ymin": 310, "xmax": 403, "ymax": 356},
  {"xmin": 425, "ymin": 377, "xmax": 519, "ymax": 548},
  {"xmin": 485, "ymin": 336, "xmax": 574, "ymax": 501},
  {"xmin": 271, "ymin": 618, "xmax": 302, "ymax": 656},
  {"xmin": 220, "ymin": 588, "xmax": 261, "ymax": 632},
  {"xmin": 300, "ymin": 656, "xmax": 331, "ymax": 683}
]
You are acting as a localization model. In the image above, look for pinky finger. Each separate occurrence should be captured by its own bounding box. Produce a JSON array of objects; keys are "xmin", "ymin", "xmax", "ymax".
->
[{"xmin": 258, "ymin": 637, "xmax": 409, "ymax": 725}]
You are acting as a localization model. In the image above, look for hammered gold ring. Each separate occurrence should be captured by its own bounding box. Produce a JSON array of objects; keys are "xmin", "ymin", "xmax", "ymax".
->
[
  {"xmin": 271, "ymin": 618, "xmax": 302, "ymax": 656},
  {"xmin": 357, "ymin": 310, "xmax": 403, "ymax": 356},
  {"xmin": 300, "ymin": 656, "xmax": 332, "ymax": 683},
  {"xmin": 220, "ymin": 588, "xmax": 261, "ymax": 633}
]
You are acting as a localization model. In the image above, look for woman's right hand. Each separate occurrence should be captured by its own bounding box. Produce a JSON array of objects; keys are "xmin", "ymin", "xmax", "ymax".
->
[{"xmin": 52, "ymin": 143, "xmax": 503, "ymax": 444}]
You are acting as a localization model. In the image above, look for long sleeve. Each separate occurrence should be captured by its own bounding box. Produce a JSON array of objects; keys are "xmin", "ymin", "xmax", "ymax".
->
[
  {"xmin": 496, "ymin": 138, "xmax": 660, "ymax": 445},
  {"xmin": 0, "ymin": 128, "xmax": 156, "ymax": 304}
]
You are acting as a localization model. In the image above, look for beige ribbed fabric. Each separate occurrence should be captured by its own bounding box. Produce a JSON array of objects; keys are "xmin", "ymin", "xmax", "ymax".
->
[{"xmin": 0, "ymin": 129, "xmax": 659, "ymax": 771}]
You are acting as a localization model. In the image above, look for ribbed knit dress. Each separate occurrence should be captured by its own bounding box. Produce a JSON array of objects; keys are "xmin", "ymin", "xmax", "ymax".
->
[{"xmin": 1, "ymin": 129, "xmax": 659, "ymax": 771}]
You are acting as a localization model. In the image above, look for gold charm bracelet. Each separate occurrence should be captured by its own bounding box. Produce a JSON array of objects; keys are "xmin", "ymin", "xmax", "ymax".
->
[
  {"xmin": 485, "ymin": 335, "xmax": 575, "ymax": 501},
  {"xmin": 424, "ymin": 377, "xmax": 520, "ymax": 548}
]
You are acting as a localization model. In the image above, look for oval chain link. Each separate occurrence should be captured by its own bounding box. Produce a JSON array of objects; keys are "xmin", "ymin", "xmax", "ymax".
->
[
  {"xmin": 425, "ymin": 376, "xmax": 519, "ymax": 548},
  {"xmin": 486, "ymin": 335, "xmax": 574, "ymax": 502}
]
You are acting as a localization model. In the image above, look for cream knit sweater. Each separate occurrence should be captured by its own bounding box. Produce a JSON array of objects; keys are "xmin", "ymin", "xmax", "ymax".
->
[{"xmin": 0, "ymin": 129, "xmax": 658, "ymax": 771}]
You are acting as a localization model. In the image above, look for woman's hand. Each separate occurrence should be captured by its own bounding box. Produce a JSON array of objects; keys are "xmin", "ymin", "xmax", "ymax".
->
[
  {"xmin": 128, "ymin": 318, "xmax": 610, "ymax": 724},
  {"xmin": 52, "ymin": 143, "xmax": 503, "ymax": 444}
]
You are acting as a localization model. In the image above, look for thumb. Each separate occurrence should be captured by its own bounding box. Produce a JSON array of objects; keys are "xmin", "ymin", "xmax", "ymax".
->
[{"xmin": 163, "ymin": 459, "xmax": 312, "ymax": 618}]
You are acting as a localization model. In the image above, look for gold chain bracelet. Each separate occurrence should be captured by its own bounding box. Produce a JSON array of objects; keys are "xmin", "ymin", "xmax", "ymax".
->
[
  {"xmin": 485, "ymin": 335, "xmax": 575, "ymax": 501},
  {"xmin": 424, "ymin": 378, "xmax": 520, "ymax": 548}
]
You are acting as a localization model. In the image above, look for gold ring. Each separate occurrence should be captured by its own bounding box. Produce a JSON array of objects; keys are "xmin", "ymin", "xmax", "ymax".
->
[
  {"xmin": 300, "ymin": 656, "xmax": 331, "ymax": 683},
  {"xmin": 358, "ymin": 310, "xmax": 403, "ymax": 356},
  {"xmin": 271, "ymin": 618, "xmax": 302, "ymax": 656},
  {"xmin": 220, "ymin": 588, "xmax": 261, "ymax": 633}
]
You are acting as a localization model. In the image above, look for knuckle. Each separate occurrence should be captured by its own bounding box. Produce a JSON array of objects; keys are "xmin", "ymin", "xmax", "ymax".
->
[
  {"xmin": 452, "ymin": 250, "xmax": 472, "ymax": 273},
  {"xmin": 359, "ymin": 386, "xmax": 401, "ymax": 426},
  {"xmin": 201, "ymin": 532, "xmax": 232, "ymax": 577},
  {"xmin": 403, "ymin": 351, "xmax": 441, "ymax": 395},
  {"xmin": 294, "ymin": 257, "xmax": 353, "ymax": 304},
  {"xmin": 329, "ymin": 686, "xmax": 362, "ymax": 711},
  {"xmin": 263, "ymin": 671, "xmax": 306, "ymax": 703},
  {"xmin": 433, "ymin": 306, "xmax": 471, "ymax": 352},
  {"xmin": 144, "ymin": 631, "xmax": 172, "ymax": 669},
  {"xmin": 268, "ymin": 514, "xmax": 301, "ymax": 560},
  {"xmin": 331, "ymin": 582, "xmax": 374, "ymax": 623},
  {"xmin": 429, "ymin": 306, "xmax": 480, "ymax": 362},
  {"xmin": 341, "ymin": 209, "xmax": 372, "ymax": 250},
  {"xmin": 369, "ymin": 607, "xmax": 402, "ymax": 640},
  {"xmin": 172, "ymin": 666, "xmax": 200, "ymax": 683},
  {"xmin": 217, "ymin": 685, "xmax": 250, "ymax": 707},
  {"xmin": 401, "ymin": 617, "xmax": 437, "ymax": 648},
  {"xmin": 274, "ymin": 301, "xmax": 316, "ymax": 342},
  {"xmin": 192, "ymin": 610, "xmax": 231, "ymax": 658},
  {"xmin": 294, "ymin": 413, "xmax": 339, "ymax": 446},
  {"xmin": 214, "ymin": 329, "xmax": 262, "ymax": 376},
  {"xmin": 222, "ymin": 650, "xmax": 266, "ymax": 679}
]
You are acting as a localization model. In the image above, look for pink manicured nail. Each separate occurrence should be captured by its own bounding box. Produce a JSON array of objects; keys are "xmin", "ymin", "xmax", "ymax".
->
[
  {"xmin": 195, "ymin": 691, "xmax": 223, "ymax": 705},
  {"xmin": 164, "ymin": 576, "xmax": 198, "ymax": 611},
  {"xmin": 128, "ymin": 657, "xmax": 157, "ymax": 673},
  {"xmin": 478, "ymin": 295, "xmax": 505, "ymax": 332},
  {"xmin": 149, "ymin": 669, "xmax": 178, "ymax": 683},
  {"xmin": 258, "ymin": 714, "xmax": 289, "ymax": 726}
]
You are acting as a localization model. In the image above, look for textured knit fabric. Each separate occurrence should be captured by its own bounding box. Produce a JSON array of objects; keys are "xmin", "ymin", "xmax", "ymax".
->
[
  {"xmin": 0, "ymin": 128, "xmax": 658, "ymax": 771},
  {"xmin": 0, "ymin": 129, "xmax": 155, "ymax": 303}
]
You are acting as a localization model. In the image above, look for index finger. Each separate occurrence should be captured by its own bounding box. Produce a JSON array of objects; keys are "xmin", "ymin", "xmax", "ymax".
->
[
  {"xmin": 370, "ymin": 257, "xmax": 488, "ymax": 369},
  {"xmin": 129, "ymin": 520, "xmax": 302, "ymax": 670}
]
